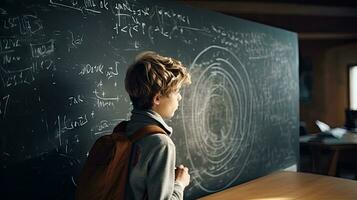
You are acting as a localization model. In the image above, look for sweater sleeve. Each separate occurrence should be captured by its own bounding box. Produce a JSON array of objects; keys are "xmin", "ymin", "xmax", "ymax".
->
[{"xmin": 147, "ymin": 135, "xmax": 184, "ymax": 200}]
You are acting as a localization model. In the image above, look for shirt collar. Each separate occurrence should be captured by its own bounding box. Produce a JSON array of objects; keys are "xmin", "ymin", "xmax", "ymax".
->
[{"xmin": 130, "ymin": 109, "xmax": 173, "ymax": 135}]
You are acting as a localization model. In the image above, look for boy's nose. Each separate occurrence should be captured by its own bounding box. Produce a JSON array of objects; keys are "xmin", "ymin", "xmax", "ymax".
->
[{"xmin": 178, "ymin": 93, "xmax": 182, "ymax": 101}]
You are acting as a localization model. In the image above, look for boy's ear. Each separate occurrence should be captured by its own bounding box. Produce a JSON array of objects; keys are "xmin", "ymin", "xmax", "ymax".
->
[{"xmin": 153, "ymin": 93, "xmax": 161, "ymax": 105}]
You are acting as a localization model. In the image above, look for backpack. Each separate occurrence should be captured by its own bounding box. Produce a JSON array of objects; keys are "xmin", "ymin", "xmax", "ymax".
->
[{"xmin": 75, "ymin": 121, "xmax": 166, "ymax": 200}]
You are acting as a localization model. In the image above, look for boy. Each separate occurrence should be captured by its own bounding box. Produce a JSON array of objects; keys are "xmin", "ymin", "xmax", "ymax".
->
[{"xmin": 124, "ymin": 51, "xmax": 191, "ymax": 200}]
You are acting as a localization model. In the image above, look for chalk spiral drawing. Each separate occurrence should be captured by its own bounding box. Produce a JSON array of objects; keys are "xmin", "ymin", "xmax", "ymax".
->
[{"xmin": 181, "ymin": 45, "xmax": 256, "ymax": 192}]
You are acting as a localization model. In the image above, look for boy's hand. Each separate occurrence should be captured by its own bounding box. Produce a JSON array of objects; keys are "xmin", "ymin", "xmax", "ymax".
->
[{"xmin": 175, "ymin": 164, "xmax": 190, "ymax": 188}]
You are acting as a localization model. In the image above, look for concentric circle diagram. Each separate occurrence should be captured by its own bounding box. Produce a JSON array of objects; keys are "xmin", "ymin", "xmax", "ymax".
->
[{"xmin": 181, "ymin": 45, "xmax": 255, "ymax": 192}]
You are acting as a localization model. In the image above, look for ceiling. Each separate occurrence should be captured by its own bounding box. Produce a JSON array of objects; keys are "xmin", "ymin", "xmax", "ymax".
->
[{"xmin": 178, "ymin": 0, "xmax": 357, "ymax": 41}]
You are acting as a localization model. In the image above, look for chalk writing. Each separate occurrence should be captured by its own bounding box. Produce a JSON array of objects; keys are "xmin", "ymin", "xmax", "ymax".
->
[
  {"xmin": 78, "ymin": 63, "xmax": 103, "ymax": 75},
  {"xmin": 68, "ymin": 31, "xmax": 83, "ymax": 52},
  {"xmin": 57, "ymin": 115, "xmax": 62, "ymax": 146},
  {"xmin": 0, "ymin": 94, "xmax": 10, "ymax": 118},
  {"xmin": 49, "ymin": 0, "xmax": 102, "ymax": 14},
  {"xmin": 30, "ymin": 39, "xmax": 55, "ymax": 58},
  {"xmin": 93, "ymin": 89, "xmax": 119, "ymax": 109},
  {"xmin": 92, "ymin": 118, "xmax": 126, "ymax": 135},
  {"xmin": 0, "ymin": 67, "xmax": 35, "ymax": 87},
  {"xmin": 155, "ymin": 6, "xmax": 190, "ymax": 24},
  {"xmin": 3, "ymin": 54, "xmax": 21, "ymax": 65},
  {"xmin": 78, "ymin": 62, "xmax": 119, "ymax": 79},
  {"xmin": 59, "ymin": 114, "xmax": 89, "ymax": 131},
  {"xmin": 31, "ymin": 59, "xmax": 54, "ymax": 72},
  {"xmin": 92, "ymin": 120, "xmax": 110, "ymax": 135},
  {"xmin": 113, "ymin": 1, "xmax": 148, "ymax": 37},
  {"xmin": 210, "ymin": 25, "xmax": 276, "ymax": 60},
  {"xmin": 68, "ymin": 95, "xmax": 84, "ymax": 106},
  {"xmin": 2, "ymin": 15, "xmax": 43, "ymax": 35},
  {"xmin": 0, "ymin": 38, "xmax": 21, "ymax": 52},
  {"xmin": 0, "ymin": 7, "xmax": 7, "ymax": 15},
  {"xmin": 107, "ymin": 62, "xmax": 120, "ymax": 79},
  {"xmin": 97, "ymin": 120, "xmax": 109, "ymax": 131},
  {"xmin": 99, "ymin": 0, "xmax": 109, "ymax": 10},
  {"xmin": 112, "ymin": 1, "xmax": 194, "ymax": 40}
]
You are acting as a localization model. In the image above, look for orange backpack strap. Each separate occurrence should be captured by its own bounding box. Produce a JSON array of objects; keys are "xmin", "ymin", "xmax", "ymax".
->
[
  {"xmin": 112, "ymin": 121, "xmax": 128, "ymax": 133},
  {"xmin": 113, "ymin": 121, "xmax": 167, "ymax": 142},
  {"xmin": 129, "ymin": 124, "xmax": 167, "ymax": 142}
]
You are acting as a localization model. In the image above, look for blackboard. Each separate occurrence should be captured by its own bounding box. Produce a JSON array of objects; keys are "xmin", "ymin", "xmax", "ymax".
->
[{"xmin": 0, "ymin": 0, "xmax": 299, "ymax": 199}]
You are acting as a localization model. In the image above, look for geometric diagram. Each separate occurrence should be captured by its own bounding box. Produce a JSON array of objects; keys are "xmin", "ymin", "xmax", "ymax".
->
[{"xmin": 181, "ymin": 45, "xmax": 256, "ymax": 192}]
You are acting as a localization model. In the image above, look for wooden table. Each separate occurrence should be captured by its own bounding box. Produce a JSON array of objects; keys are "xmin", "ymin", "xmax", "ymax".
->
[
  {"xmin": 199, "ymin": 171, "xmax": 357, "ymax": 200},
  {"xmin": 300, "ymin": 133, "xmax": 357, "ymax": 176}
]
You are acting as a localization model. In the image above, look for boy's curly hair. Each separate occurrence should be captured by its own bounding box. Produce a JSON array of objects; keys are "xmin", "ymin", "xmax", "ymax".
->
[{"xmin": 125, "ymin": 51, "xmax": 191, "ymax": 110}]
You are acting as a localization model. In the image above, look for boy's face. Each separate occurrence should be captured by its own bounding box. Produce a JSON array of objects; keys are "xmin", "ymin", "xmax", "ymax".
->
[{"xmin": 152, "ymin": 87, "xmax": 182, "ymax": 119}]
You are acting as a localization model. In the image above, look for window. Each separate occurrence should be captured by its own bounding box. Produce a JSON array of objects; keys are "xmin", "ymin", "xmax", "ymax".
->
[{"xmin": 350, "ymin": 66, "xmax": 357, "ymax": 110}]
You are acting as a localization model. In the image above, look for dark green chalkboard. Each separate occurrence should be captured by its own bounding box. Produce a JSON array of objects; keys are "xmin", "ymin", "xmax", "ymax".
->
[{"xmin": 0, "ymin": 0, "xmax": 299, "ymax": 199}]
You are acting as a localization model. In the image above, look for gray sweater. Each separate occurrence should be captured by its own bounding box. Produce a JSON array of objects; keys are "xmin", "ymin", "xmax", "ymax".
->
[{"xmin": 125, "ymin": 109, "xmax": 184, "ymax": 200}]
